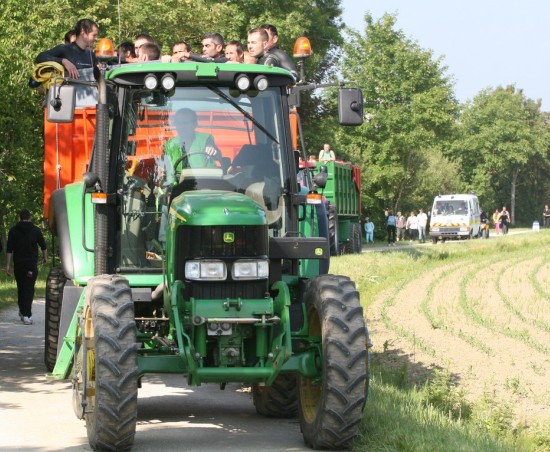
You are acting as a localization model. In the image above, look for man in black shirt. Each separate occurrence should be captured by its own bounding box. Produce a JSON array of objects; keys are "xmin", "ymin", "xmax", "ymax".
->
[
  {"xmin": 248, "ymin": 27, "xmax": 297, "ymax": 78},
  {"xmin": 260, "ymin": 24, "xmax": 297, "ymax": 78},
  {"xmin": 180, "ymin": 32, "xmax": 228, "ymax": 63},
  {"xmin": 6, "ymin": 209, "xmax": 48, "ymax": 325},
  {"xmin": 35, "ymin": 18, "xmax": 99, "ymax": 78}
]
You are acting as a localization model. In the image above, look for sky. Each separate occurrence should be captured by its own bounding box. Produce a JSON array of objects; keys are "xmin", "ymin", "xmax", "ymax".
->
[{"xmin": 340, "ymin": 0, "xmax": 550, "ymax": 111}]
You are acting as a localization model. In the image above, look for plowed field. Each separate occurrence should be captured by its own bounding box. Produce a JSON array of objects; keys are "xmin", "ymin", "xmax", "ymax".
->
[{"xmin": 334, "ymin": 233, "xmax": 550, "ymax": 427}]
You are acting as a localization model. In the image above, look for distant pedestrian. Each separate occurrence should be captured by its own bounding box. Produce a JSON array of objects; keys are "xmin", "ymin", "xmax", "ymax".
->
[
  {"xmin": 543, "ymin": 204, "xmax": 550, "ymax": 228},
  {"xmin": 492, "ymin": 209, "xmax": 501, "ymax": 235},
  {"xmin": 364, "ymin": 218, "xmax": 375, "ymax": 243},
  {"xmin": 499, "ymin": 206, "xmax": 510, "ymax": 235},
  {"xmin": 5, "ymin": 209, "xmax": 48, "ymax": 325},
  {"xmin": 396, "ymin": 211, "xmax": 406, "ymax": 242},
  {"xmin": 386, "ymin": 211, "xmax": 397, "ymax": 246},
  {"xmin": 417, "ymin": 208, "xmax": 428, "ymax": 243},
  {"xmin": 406, "ymin": 211, "xmax": 418, "ymax": 241}
]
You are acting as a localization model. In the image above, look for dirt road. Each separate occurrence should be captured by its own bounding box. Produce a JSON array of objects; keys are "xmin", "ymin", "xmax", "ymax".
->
[{"xmin": 0, "ymin": 299, "xmax": 310, "ymax": 451}]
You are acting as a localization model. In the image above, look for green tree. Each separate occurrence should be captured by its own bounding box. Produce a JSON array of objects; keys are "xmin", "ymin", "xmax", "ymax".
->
[
  {"xmin": 453, "ymin": 86, "xmax": 550, "ymax": 224},
  {"xmin": 334, "ymin": 13, "xmax": 460, "ymax": 221}
]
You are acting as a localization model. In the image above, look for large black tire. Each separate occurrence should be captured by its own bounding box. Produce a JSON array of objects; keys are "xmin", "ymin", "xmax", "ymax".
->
[
  {"xmin": 351, "ymin": 222, "xmax": 362, "ymax": 253},
  {"xmin": 74, "ymin": 275, "xmax": 138, "ymax": 451},
  {"xmin": 298, "ymin": 275, "xmax": 368, "ymax": 449},
  {"xmin": 252, "ymin": 373, "xmax": 298, "ymax": 418},
  {"xmin": 327, "ymin": 204, "xmax": 339, "ymax": 256},
  {"xmin": 44, "ymin": 266, "xmax": 67, "ymax": 372}
]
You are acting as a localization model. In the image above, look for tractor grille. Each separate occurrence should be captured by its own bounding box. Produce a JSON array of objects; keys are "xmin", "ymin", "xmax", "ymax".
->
[{"xmin": 175, "ymin": 225, "xmax": 269, "ymax": 299}]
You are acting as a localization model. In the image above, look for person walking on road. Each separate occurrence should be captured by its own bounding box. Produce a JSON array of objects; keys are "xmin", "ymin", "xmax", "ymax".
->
[
  {"xmin": 396, "ymin": 211, "xmax": 406, "ymax": 242},
  {"xmin": 386, "ymin": 211, "xmax": 397, "ymax": 246},
  {"xmin": 543, "ymin": 204, "xmax": 550, "ymax": 228},
  {"xmin": 5, "ymin": 209, "xmax": 48, "ymax": 325},
  {"xmin": 364, "ymin": 217, "xmax": 375, "ymax": 243},
  {"xmin": 499, "ymin": 206, "xmax": 510, "ymax": 235},
  {"xmin": 492, "ymin": 208, "xmax": 501, "ymax": 235},
  {"xmin": 417, "ymin": 208, "xmax": 428, "ymax": 243},
  {"xmin": 406, "ymin": 211, "xmax": 418, "ymax": 242}
]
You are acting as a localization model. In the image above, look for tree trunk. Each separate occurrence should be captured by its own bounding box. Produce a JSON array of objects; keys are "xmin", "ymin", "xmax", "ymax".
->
[{"xmin": 510, "ymin": 167, "xmax": 519, "ymax": 225}]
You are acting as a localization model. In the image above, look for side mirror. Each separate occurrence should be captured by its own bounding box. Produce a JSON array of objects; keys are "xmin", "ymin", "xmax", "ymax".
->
[
  {"xmin": 338, "ymin": 88, "xmax": 363, "ymax": 126},
  {"xmin": 47, "ymin": 85, "xmax": 76, "ymax": 123},
  {"xmin": 313, "ymin": 168, "xmax": 328, "ymax": 189}
]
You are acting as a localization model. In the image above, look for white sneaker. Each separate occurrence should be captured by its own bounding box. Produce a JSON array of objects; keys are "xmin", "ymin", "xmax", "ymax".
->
[
  {"xmin": 23, "ymin": 316, "xmax": 33, "ymax": 325},
  {"xmin": 19, "ymin": 312, "xmax": 24, "ymax": 322}
]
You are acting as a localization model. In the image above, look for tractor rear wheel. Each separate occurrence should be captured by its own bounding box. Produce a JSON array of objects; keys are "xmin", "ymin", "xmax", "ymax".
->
[
  {"xmin": 252, "ymin": 373, "xmax": 298, "ymax": 418},
  {"xmin": 77, "ymin": 275, "xmax": 138, "ymax": 451},
  {"xmin": 44, "ymin": 266, "xmax": 66, "ymax": 371},
  {"xmin": 327, "ymin": 204, "xmax": 339, "ymax": 256},
  {"xmin": 298, "ymin": 275, "xmax": 368, "ymax": 449}
]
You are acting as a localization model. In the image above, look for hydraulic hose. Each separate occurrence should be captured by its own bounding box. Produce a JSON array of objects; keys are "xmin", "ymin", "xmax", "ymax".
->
[{"xmin": 32, "ymin": 62, "xmax": 64, "ymax": 89}]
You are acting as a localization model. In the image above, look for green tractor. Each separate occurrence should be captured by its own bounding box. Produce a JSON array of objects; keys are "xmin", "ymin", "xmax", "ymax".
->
[{"xmin": 43, "ymin": 40, "xmax": 369, "ymax": 450}]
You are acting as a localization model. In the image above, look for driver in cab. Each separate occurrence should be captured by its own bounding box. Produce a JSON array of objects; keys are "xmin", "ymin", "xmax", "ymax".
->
[{"xmin": 160, "ymin": 108, "xmax": 221, "ymax": 185}]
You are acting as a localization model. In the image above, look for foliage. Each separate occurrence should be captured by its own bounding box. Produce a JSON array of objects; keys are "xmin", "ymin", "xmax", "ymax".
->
[
  {"xmin": 452, "ymin": 86, "xmax": 550, "ymax": 223},
  {"xmin": 335, "ymin": 13, "xmax": 461, "ymax": 224}
]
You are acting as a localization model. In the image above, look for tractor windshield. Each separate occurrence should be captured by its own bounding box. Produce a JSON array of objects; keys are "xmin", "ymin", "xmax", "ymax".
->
[{"xmin": 115, "ymin": 86, "xmax": 290, "ymax": 271}]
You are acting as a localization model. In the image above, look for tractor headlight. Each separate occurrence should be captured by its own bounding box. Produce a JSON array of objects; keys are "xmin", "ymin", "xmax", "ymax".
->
[
  {"xmin": 232, "ymin": 259, "xmax": 269, "ymax": 280},
  {"xmin": 185, "ymin": 260, "xmax": 227, "ymax": 280}
]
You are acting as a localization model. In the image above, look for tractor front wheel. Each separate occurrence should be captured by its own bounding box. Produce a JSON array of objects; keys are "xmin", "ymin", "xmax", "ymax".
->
[
  {"xmin": 298, "ymin": 275, "xmax": 368, "ymax": 449},
  {"xmin": 76, "ymin": 275, "xmax": 138, "ymax": 451},
  {"xmin": 252, "ymin": 373, "xmax": 298, "ymax": 418}
]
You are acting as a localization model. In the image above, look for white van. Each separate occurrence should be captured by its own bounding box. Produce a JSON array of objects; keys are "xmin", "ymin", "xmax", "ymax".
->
[{"xmin": 429, "ymin": 194, "xmax": 481, "ymax": 243}]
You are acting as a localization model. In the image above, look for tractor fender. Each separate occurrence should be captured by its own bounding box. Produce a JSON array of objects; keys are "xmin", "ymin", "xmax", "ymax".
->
[{"xmin": 49, "ymin": 189, "xmax": 75, "ymax": 280}]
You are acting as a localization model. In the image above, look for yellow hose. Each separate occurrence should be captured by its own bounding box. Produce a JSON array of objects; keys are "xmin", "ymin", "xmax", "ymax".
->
[{"xmin": 32, "ymin": 62, "xmax": 65, "ymax": 89}]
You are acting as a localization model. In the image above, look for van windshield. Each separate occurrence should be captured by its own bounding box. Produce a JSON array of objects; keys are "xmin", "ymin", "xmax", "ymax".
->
[{"xmin": 433, "ymin": 200, "xmax": 469, "ymax": 216}]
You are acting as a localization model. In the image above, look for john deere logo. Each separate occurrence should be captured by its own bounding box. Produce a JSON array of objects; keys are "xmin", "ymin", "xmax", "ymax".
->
[{"xmin": 223, "ymin": 232, "xmax": 235, "ymax": 243}]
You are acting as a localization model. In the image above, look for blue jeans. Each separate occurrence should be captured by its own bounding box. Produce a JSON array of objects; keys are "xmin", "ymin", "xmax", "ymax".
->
[{"xmin": 418, "ymin": 226, "xmax": 426, "ymax": 242}]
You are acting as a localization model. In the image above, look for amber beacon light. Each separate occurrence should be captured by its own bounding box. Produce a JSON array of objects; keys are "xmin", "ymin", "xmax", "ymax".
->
[
  {"xmin": 293, "ymin": 37, "xmax": 313, "ymax": 59},
  {"xmin": 95, "ymin": 38, "xmax": 115, "ymax": 60}
]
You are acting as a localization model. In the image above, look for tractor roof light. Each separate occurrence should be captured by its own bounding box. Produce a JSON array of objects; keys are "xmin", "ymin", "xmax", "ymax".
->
[
  {"xmin": 236, "ymin": 74, "xmax": 251, "ymax": 91},
  {"xmin": 144, "ymin": 73, "xmax": 158, "ymax": 90},
  {"xmin": 293, "ymin": 37, "xmax": 313, "ymax": 59},
  {"xmin": 306, "ymin": 191, "xmax": 323, "ymax": 205},
  {"xmin": 253, "ymin": 75, "xmax": 269, "ymax": 91},
  {"xmin": 95, "ymin": 38, "xmax": 115, "ymax": 61},
  {"xmin": 161, "ymin": 73, "xmax": 176, "ymax": 91}
]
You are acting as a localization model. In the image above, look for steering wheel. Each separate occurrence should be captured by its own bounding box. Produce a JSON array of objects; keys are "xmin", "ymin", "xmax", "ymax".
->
[{"xmin": 172, "ymin": 151, "xmax": 222, "ymax": 181}]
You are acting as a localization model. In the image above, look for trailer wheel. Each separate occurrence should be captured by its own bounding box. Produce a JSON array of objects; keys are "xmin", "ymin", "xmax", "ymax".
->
[
  {"xmin": 298, "ymin": 275, "xmax": 368, "ymax": 449},
  {"xmin": 76, "ymin": 275, "xmax": 138, "ymax": 451},
  {"xmin": 327, "ymin": 204, "xmax": 339, "ymax": 256},
  {"xmin": 44, "ymin": 266, "xmax": 66, "ymax": 371},
  {"xmin": 252, "ymin": 373, "xmax": 298, "ymax": 418},
  {"xmin": 351, "ymin": 222, "xmax": 362, "ymax": 253}
]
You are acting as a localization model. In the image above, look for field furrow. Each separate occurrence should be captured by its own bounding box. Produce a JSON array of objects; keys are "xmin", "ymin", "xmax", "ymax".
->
[{"xmin": 367, "ymin": 247, "xmax": 550, "ymax": 423}]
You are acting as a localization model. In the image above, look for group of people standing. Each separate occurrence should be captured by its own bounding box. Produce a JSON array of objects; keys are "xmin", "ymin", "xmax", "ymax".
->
[
  {"xmin": 364, "ymin": 208, "xmax": 429, "ymax": 246},
  {"xmin": 491, "ymin": 206, "xmax": 511, "ymax": 235}
]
